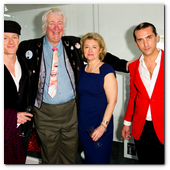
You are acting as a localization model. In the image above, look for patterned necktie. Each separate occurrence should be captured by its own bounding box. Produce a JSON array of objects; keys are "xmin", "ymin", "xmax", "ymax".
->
[{"xmin": 48, "ymin": 47, "xmax": 58, "ymax": 98}]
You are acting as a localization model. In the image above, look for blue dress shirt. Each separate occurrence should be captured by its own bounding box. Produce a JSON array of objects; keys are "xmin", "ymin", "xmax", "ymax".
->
[{"xmin": 43, "ymin": 36, "xmax": 75, "ymax": 104}]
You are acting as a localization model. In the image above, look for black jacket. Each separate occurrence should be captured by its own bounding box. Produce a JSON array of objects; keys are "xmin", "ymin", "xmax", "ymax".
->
[
  {"xmin": 4, "ymin": 56, "xmax": 33, "ymax": 139},
  {"xmin": 4, "ymin": 58, "xmax": 28, "ymax": 111},
  {"xmin": 17, "ymin": 36, "xmax": 127, "ymax": 108}
]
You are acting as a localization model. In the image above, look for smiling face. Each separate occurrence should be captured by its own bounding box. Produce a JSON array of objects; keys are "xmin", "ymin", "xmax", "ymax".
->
[
  {"xmin": 45, "ymin": 13, "xmax": 64, "ymax": 46},
  {"xmin": 83, "ymin": 39, "xmax": 103, "ymax": 62},
  {"xmin": 4, "ymin": 33, "xmax": 19, "ymax": 56}
]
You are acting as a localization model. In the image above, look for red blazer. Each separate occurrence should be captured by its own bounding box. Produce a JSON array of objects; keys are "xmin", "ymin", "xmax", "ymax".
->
[{"xmin": 124, "ymin": 49, "xmax": 164, "ymax": 145}]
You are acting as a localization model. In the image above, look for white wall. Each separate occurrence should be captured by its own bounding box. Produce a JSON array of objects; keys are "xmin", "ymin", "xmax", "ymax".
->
[
  {"xmin": 98, "ymin": 4, "xmax": 164, "ymax": 142},
  {"xmin": 4, "ymin": 4, "xmax": 164, "ymax": 142}
]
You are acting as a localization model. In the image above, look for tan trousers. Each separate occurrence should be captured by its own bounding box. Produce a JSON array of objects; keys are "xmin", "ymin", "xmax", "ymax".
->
[{"xmin": 33, "ymin": 99, "xmax": 78, "ymax": 164}]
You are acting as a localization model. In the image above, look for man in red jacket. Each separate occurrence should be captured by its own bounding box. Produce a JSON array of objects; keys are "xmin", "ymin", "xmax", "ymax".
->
[{"xmin": 122, "ymin": 22, "xmax": 164, "ymax": 164}]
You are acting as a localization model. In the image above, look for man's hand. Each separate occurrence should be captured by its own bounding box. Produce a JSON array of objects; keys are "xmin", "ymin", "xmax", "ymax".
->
[
  {"xmin": 126, "ymin": 60, "xmax": 135, "ymax": 71},
  {"xmin": 122, "ymin": 125, "xmax": 131, "ymax": 140},
  {"xmin": 17, "ymin": 112, "xmax": 33, "ymax": 124}
]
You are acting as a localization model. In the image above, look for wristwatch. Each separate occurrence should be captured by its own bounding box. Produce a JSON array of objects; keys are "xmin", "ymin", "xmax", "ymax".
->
[{"xmin": 102, "ymin": 120, "xmax": 109, "ymax": 125}]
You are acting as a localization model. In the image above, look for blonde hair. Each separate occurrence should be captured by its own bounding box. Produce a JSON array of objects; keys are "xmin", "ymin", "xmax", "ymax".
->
[
  {"xmin": 42, "ymin": 8, "xmax": 68, "ymax": 35},
  {"xmin": 80, "ymin": 32, "xmax": 107, "ymax": 61}
]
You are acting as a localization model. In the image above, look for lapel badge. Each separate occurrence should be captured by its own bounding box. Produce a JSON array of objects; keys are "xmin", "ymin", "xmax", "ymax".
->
[
  {"xmin": 75, "ymin": 43, "xmax": 80, "ymax": 49},
  {"xmin": 73, "ymin": 61, "xmax": 75, "ymax": 66},
  {"xmin": 64, "ymin": 41, "xmax": 69, "ymax": 46},
  {"xmin": 25, "ymin": 50, "xmax": 33, "ymax": 59},
  {"xmin": 28, "ymin": 70, "xmax": 32, "ymax": 76},
  {"xmin": 38, "ymin": 78, "xmax": 40, "ymax": 90},
  {"xmin": 37, "ymin": 43, "xmax": 41, "ymax": 48}
]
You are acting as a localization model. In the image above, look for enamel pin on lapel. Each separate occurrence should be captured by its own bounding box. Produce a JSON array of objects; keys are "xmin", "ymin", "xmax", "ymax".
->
[
  {"xmin": 75, "ymin": 43, "xmax": 80, "ymax": 49},
  {"xmin": 64, "ymin": 41, "xmax": 69, "ymax": 46},
  {"xmin": 25, "ymin": 50, "xmax": 33, "ymax": 59}
]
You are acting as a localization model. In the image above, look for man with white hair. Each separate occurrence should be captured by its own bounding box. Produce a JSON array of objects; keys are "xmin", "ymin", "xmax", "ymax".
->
[{"xmin": 17, "ymin": 7, "xmax": 129, "ymax": 164}]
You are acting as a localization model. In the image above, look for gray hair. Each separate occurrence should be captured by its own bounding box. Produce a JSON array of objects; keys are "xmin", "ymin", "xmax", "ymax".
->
[{"xmin": 42, "ymin": 8, "xmax": 68, "ymax": 35}]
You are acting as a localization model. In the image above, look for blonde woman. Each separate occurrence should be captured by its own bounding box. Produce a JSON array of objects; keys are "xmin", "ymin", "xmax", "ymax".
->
[{"xmin": 78, "ymin": 33, "xmax": 118, "ymax": 164}]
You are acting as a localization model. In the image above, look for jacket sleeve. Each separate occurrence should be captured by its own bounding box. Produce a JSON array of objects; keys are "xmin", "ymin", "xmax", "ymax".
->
[
  {"xmin": 124, "ymin": 63, "xmax": 138, "ymax": 122},
  {"xmin": 103, "ymin": 52, "xmax": 128, "ymax": 73},
  {"xmin": 17, "ymin": 38, "xmax": 43, "ymax": 108}
]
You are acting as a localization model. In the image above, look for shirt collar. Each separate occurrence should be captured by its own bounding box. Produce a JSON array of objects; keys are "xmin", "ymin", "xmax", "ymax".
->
[
  {"xmin": 155, "ymin": 48, "xmax": 162, "ymax": 63},
  {"xmin": 139, "ymin": 48, "xmax": 162, "ymax": 67},
  {"xmin": 57, "ymin": 38, "xmax": 63, "ymax": 52},
  {"xmin": 15, "ymin": 56, "xmax": 19, "ymax": 66},
  {"xmin": 43, "ymin": 36, "xmax": 63, "ymax": 52}
]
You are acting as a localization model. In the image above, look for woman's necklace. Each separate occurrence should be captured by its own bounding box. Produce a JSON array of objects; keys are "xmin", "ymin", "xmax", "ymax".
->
[{"xmin": 86, "ymin": 60, "xmax": 100, "ymax": 73}]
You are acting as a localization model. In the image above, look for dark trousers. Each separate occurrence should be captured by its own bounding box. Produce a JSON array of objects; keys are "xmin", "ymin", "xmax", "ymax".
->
[
  {"xmin": 33, "ymin": 99, "xmax": 78, "ymax": 164},
  {"xmin": 134, "ymin": 121, "xmax": 164, "ymax": 164}
]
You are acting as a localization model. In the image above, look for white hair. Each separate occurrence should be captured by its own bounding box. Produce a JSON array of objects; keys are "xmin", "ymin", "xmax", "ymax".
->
[{"xmin": 42, "ymin": 8, "xmax": 68, "ymax": 35}]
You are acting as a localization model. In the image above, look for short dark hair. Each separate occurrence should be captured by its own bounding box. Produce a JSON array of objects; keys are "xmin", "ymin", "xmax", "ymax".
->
[{"xmin": 133, "ymin": 22, "xmax": 157, "ymax": 42}]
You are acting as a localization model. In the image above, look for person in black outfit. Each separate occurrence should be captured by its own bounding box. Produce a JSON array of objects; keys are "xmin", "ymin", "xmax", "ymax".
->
[{"xmin": 4, "ymin": 20, "xmax": 33, "ymax": 164}]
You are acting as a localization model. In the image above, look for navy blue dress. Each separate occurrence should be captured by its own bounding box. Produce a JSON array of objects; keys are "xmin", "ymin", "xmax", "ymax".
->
[{"xmin": 78, "ymin": 63, "xmax": 116, "ymax": 164}]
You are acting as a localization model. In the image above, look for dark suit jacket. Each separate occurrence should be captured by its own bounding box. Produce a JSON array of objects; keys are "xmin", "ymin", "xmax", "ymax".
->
[
  {"xmin": 17, "ymin": 36, "xmax": 127, "ymax": 107},
  {"xmin": 4, "ymin": 56, "xmax": 33, "ymax": 132},
  {"xmin": 4, "ymin": 59, "xmax": 28, "ymax": 111}
]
